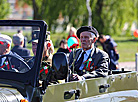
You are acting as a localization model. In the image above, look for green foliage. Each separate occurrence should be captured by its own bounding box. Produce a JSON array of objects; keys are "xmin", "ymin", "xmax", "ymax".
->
[
  {"xmin": 23, "ymin": 0, "xmax": 88, "ymax": 29},
  {"xmin": 50, "ymin": 32, "xmax": 68, "ymax": 48},
  {"xmin": 61, "ymin": 0, "xmax": 87, "ymax": 28},
  {"xmin": 0, "ymin": 0, "xmax": 10, "ymax": 19},
  {"xmin": 23, "ymin": 0, "xmax": 137, "ymax": 36},
  {"xmin": 24, "ymin": 0, "xmax": 65, "ymax": 30},
  {"xmin": 92, "ymin": 0, "xmax": 137, "ymax": 35}
]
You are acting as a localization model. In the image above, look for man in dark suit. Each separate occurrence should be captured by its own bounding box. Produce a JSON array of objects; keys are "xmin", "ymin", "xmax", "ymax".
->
[
  {"xmin": 69, "ymin": 26, "xmax": 110, "ymax": 80},
  {"xmin": 17, "ymin": 30, "xmax": 27, "ymax": 48},
  {"xmin": 12, "ymin": 34, "xmax": 30, "ymax": 57}
]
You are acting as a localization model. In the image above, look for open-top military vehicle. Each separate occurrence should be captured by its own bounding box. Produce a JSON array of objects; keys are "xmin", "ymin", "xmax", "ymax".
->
[{"xmin": 0, "ymin": 20, "xmax": 138, "ymax": 102}]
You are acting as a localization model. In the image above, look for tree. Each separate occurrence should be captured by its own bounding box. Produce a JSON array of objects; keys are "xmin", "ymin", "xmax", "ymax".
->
[
  {"xmin": 23, "ymin": 0, "xmax": 137, "ymax": 35},
  {"xmin": 61, "ymin": 0, "xmax": 87, "ymax": 28},
  {"xmin": 23, "ymin": 0, "xmax": 87, "ymax": 30},
  {"xmin": 0, "ymin": 0, "xmax": 10, "ymax": 19},
  {"xmin": 86, "ymin": 0, "xmax": 92, "ymax": 26},
  {"xmin": 91, "ymin": 0, "xmax": 138, "ymax": 35}
]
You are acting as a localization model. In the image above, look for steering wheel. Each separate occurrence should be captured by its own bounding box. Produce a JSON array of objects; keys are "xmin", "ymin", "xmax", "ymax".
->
[{"xmin": 0, "ymin": 54, "xmax": 31, "ymax": 72}]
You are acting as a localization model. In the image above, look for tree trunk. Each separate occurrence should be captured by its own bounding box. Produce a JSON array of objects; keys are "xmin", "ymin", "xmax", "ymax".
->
[{"xmin": 86, "ymin": 0, "xmax": 92, "ymax": 26}]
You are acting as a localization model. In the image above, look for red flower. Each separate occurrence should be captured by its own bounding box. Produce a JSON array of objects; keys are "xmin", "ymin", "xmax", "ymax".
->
[
  {"xmin": 47, "ymin": 43, "xmax": 51, "ymax": 48},
  {"xmin": 69, "ymin": 43, "xmax": 79, "ymax": 49},
  {"xmin": 0, "ymin": 41, "xmax": 4, "ymax": 45}
]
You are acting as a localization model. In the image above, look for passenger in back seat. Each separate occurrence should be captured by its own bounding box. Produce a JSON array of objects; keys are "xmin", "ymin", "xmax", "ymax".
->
[{"xmin": 69, "ymin": 26, "xmax": 110, "ymax": 81}]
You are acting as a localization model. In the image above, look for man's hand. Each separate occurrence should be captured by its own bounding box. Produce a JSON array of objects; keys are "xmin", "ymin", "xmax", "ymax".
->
[
  {"xmin": 116, "ymin": 64, "xmax": 119, "ymax": 70},
  {"xmin": 70, "ymin": 73, "xmax": 84, "ymax": 81}
]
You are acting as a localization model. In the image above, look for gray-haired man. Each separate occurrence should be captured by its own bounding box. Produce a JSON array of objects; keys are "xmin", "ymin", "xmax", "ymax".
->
[
  {"xmin": 11, "ymin": 34, "xmax": 30, "ymax": 57},
  {"xmin": 69, "ymin": 26, "xmax": 110, "ymax": 80},
  {"xmin": 0, "ymin": 34, "xmax": 24, "ymax": 71}
]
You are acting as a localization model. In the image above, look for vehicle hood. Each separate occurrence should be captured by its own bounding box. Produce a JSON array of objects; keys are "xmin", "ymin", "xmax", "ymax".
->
[{"xmin": 0, "ymin": 87, "xmax": 24, "ymax": 102}]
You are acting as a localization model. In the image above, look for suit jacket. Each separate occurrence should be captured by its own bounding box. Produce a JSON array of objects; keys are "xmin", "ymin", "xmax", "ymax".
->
[
  {"xmin": 11, "ymin": 45, "xmax": 30, "ymax": 57},
  {"xmin": 0, "ymin": 51, "xmax": 25, "ymax": 71},
  {"xmin": 69, "ymin": 48, "xmax": 110, "ymax": 78}
]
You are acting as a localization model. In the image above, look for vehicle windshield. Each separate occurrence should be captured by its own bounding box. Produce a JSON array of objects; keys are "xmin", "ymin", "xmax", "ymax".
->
[{"xmin": 0, "ymin": 25, "xmax": 41, "ymax": 73}]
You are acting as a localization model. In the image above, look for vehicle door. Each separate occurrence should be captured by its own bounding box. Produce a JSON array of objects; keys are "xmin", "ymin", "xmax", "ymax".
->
[
  {"xmin": 76, "ymin": 76, "xmax": 112, "ymax": 102},
  {"xmin": 108, "ymin": 71, "xmax": 138, "ymax": 102},
  {"xmin": 43, "ymin": 82, "xmax": 77, "ymax": 102}
]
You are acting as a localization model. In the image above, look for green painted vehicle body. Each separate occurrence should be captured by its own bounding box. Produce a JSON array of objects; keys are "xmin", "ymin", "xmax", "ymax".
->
[
  {"xmin": 0, "ymin": 20, "xmax": 137, "ymax": 102},
  {"xmin": 43, "ymin": 71, "xmax": 138, "ymax": 102}
]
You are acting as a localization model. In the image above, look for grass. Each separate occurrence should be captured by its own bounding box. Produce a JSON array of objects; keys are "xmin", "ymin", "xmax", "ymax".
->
[
  {"xmin": 2, "ymin": 30, "xmax": 138, "ymax": 62},
  {"xmin": 111, "ymin": 36, "xmax": 138, "ymax": 62},
  {"xmin": 52, "ymin": 35, "xmax": 138, "ymax": 62}
]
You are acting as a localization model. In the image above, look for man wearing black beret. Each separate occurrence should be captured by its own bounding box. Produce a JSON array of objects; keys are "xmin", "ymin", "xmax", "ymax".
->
[{"xmin": 69, "ymin": 26, "xmax": 110, "ymax": 80}]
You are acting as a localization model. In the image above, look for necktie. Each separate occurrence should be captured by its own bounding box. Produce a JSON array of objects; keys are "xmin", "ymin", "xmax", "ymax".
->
[{"xmin": 75, "ymin": 51, "xmax": 86, "ymax": 70}]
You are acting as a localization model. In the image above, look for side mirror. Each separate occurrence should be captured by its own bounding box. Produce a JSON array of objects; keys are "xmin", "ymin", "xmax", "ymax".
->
[{"xmin": 52, "ymin": 52, "xmax": 68, "ymax": 80}]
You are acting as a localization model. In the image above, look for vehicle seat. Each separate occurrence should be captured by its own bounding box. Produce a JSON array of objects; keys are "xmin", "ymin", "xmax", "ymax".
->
[{"xmin": 52, "ymin": 52, "xmax": 68, "ymax": 80}]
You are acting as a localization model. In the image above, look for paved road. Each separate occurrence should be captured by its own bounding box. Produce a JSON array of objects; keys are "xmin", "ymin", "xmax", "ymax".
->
[{"xmin": 119, "ymin": 61, "xmax": 136, "ymax": 71}]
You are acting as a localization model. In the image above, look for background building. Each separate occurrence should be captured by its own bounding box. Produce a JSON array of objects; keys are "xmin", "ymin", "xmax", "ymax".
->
[{"xmin": 8, "ymin": 0, "xmax": 33, "ymax": 20}]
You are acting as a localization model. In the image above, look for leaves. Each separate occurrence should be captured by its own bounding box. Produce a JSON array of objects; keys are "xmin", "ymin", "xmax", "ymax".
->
[
  {"xmin": 0, "ymin": 0, "xmax": 10, "ymax": 19},
  {"xmin": 22, "ymin": 0, "xmax": 137, "ymax": 35},
  {"xmin": 92, "ymin": 0, "xmax": 137, "ymax": 35}
]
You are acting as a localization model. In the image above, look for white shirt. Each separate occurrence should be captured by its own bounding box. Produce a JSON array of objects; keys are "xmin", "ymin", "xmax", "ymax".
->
[
  {"xmin": 0, "ymin": 52, "xmax": 10, "ymax": 66},
  {"xmin": 0, "ymin": 57, "xmax": 6, "ymax": 66}
]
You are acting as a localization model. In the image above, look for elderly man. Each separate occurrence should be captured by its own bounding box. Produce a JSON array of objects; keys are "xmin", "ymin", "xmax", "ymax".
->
[
  {"xmin": 0, "ymin": 34, "xmax": 12, "ymax": 56},
  {"xmin": 69, "ymin": 26, "xmax": 110, "ymax": 79},
  {"xmin": 0, "ymin": 34, "xmax": 23, "ymax": 71},
  {"xmin": 12, "ymin": 34, "xmax": 30, "ymax": 57}
]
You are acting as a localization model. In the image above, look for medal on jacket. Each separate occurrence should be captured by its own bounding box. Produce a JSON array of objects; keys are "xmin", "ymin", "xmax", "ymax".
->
[
  {"xmin": 83, "ymin": 58, "xmax": 93, "ymax": 71},
  {"xmin": 40, "ymin": 65, "xmax": 49, "ymax": 75},
  {"xmin": 0, "ymin": 61, "xmax": 12, "ymax": 70}
]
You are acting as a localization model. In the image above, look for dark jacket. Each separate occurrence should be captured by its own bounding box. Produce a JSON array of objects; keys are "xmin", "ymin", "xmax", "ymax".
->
[
  {"xmin": 101, "ymin": 38, "xmax": 119, "ymax": 70},
  {"xmin": 57, "ymin": 48, "xmax": 70, "ymax": 54},
  {"xmin": 11, "ymin": 45, "xmax": 30, "ymax": 57},
  {"xmin": 69, "ymin": 48, "xmax": 110, "ymax": 78},
  {"xmin": 27, "ymin": 56, "xmax": 51, "ymax": 80},
  {"xmin": 0, "ymin": 51, "xmax": 25, "ymax": 71}
]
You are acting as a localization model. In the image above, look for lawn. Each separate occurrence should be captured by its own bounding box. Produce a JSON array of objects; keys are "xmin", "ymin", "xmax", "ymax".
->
[
  {"xmin": 2, "ymin": 31, "xmax": 138, "ymax": 62},
  {"xmin": 52, "ymin": 34, "xmax": 138, "ymax": 62},
  {"xmin": 111, "ymin": 36, "xmax": 138, "ymax": 62}
]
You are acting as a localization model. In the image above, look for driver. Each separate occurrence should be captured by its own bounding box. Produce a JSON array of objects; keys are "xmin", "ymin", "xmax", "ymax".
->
[{"xmin": 0, "ymin": 34, "xmax": 23, "ymax": 71}]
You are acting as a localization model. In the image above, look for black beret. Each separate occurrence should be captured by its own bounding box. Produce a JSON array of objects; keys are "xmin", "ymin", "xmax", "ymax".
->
[
  {"xmin": 28, "ymin": 30, "xmax": 40, "ymax": 43},
  {"xmin": 76, "ymin": 26, "xmax": 99, "ymax": 38},
  {"xmin": 28, "ymin": 30, "xmax": 51, "ymax": 43}
]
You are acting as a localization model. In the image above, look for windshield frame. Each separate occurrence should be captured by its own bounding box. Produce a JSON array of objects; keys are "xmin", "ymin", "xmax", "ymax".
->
[{"xmin": 0, "ymin": 20, "xmax": 47, "ymax": 87}]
